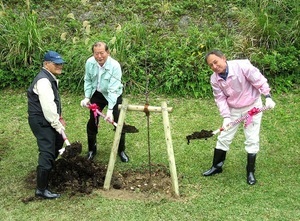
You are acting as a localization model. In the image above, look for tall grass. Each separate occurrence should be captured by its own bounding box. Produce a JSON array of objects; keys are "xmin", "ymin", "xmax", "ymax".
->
[
  {"xmin": 0, "ymin": 9, "xmax": 50, "ymax": 88},
  {"xmin": 0, "ymin": 0, "xmax": 299, "ymax": 95}
]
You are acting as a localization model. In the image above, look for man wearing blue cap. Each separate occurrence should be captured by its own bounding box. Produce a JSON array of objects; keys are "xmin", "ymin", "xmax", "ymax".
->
[{"xmin": 27, "ymin": 51, "xmax": 66, "ymax": 199}]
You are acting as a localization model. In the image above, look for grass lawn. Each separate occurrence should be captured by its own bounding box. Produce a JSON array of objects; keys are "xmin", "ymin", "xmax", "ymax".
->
[{"xmin": 0, "ymin": 88, "xmax": 299, "ymax": 221}]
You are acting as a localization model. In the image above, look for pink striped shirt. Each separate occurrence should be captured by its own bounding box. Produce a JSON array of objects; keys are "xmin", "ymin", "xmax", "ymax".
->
[{"xmin": 210, "ymin": 59, "xmax": 271, "ymax": 118}]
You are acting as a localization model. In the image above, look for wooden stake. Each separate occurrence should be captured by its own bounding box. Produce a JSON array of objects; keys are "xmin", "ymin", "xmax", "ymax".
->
[
  {"xmin": 104, "ymin": 99, "xmax": 180, "ymax": 197},
  {"xmin": 161, "ymin": 101, "xmax": 180, "ymax": 197},
  {"xmin": 103, "ymin": 99, "xmax": 128, "ymax": 190},
  {"xmin": 118, "ymin": 104, "xmax": 173, "ymax": 113}
]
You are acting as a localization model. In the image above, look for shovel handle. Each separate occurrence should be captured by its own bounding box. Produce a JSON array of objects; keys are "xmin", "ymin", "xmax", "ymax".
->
[
  {"xmin": 86, "ymin": 104, "xmax": 118, "ymax": 127},
  {"xmin": 95, "ymin": 109, "xmax": 118, "ymax": 127},
  {"xmin": 212, "ymin": 129, "xmax": 221, "ymax": 135},
  {"xmin": 213, "ymin": 106, "xmax": 271, "ymax": 136},
  {"xmin": 59, "ymin": 130, "xmax": 70, "ymax": 155},
  {"xmin": 61, "ymin": 130, "xmax": 71, "ymax": 146}
]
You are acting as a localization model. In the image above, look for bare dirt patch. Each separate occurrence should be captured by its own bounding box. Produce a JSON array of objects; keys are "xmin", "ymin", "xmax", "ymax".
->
[{"xmin": 22, "ymin": 142, "xmax": 175, "ymax": 203}]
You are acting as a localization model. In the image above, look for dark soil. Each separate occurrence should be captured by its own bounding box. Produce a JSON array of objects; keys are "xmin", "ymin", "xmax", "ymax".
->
[
  {"xmin": 186, "ymin": 129, "xmax": 214, "ymax": 144},
  {"xmin": 22, "ymin": 142, "xmax": 173, "ymax": 203},
  {"xmin": 117, "ymin": 124, "xmax": 139, "ymax": 133}
]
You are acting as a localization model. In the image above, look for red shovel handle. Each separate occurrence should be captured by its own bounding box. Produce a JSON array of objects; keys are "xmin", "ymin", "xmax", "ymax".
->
[
  {"xmin": 87, "ymin": 104, "xmax": 118, "ymax": 127},
  {"xmin": 215, "ymin": 106, "xmax": 271, "ymax": 135},
  {"xmin": 61, "ymin": 130, "xmax": 71, "ymax": 146}
]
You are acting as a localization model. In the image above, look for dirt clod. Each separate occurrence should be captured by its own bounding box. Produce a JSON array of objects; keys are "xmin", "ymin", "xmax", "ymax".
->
[
  {"xmin": 61, "ymin": 141, "xmax": 82, "ymax": 159},
  {"xmin": 186, "ymin": 129, "xmax": 214, "ymax": 144},
  {"xmin": 119, "ymin": 124, "xmax": 139, "ymax": 133}
]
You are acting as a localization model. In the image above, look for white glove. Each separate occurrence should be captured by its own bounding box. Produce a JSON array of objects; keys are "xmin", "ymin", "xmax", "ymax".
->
[
  {"xmin": 265, "ymin": 97, "xmax": 276, "ymax": 109},
  {"xmin": 222, "ymin": 117, "xmax": 232, "ymax": 131},
  {"xmin": 80, "ymin": 98, "xmax": 90, "ymax": 107},
  {"xmin": 104, "ymin": 109, "xmax": 113, "ymax": 121}
]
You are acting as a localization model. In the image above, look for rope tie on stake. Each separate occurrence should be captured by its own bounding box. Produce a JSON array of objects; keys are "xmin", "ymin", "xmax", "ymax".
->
[{"xmin": 143, "ymin": 104, "xmax": 150, "ymax": 117}]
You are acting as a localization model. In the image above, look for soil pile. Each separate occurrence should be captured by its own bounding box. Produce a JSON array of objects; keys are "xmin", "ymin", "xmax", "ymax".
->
[{"xmin": 23, "ymin": 142, "xmax": 173, "ymax": 202}]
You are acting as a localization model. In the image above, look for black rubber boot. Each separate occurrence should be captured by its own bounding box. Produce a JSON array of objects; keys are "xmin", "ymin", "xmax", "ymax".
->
[
  {"xmin": 87, "ymin": 135, "xmax": 97, "ymax": 160},
  {"xmin": 118, "ymin": 133, "xmax": 129, "ymax": 162},
  {"xmin": 35, "ymin": 167, "xmax": 60, "ymax": 199},
  {"xmin": 247, "ymin": 153, "xmax": 257, "ymax": 185},
  {"xmin": 203, "ymin": 149, "xmax": 227, "ymax": 176}
]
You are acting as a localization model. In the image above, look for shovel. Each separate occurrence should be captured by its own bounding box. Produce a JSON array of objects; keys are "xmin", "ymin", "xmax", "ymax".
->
[
  {"xmin": 58, "ymin": 130, "xmax": 82, "ymax": 158},
  {"xmin": 58, "ymin": 130, "xmax": 70, "ymax": 155},
  {"xmin": 186, "ymin": 106, "xmax": 271, "ymax": 144},
  {"xmin": 87, "ymin": 103, "xmax": 139, "ymax": 133}
]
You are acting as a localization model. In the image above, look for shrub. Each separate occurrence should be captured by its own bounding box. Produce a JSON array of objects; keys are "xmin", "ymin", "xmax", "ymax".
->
[{"xmin": 0, "ymin": 0, "xmax": 298, "ymax": 96}]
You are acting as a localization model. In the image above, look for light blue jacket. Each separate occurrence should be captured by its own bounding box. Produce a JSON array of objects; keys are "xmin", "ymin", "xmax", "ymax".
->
[{"xmin": 84, "ymin": 56, "xmax": 123, "ymax": 109}]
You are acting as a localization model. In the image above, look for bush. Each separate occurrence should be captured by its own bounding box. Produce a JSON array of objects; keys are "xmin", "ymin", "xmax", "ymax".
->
[
  {"xmin": 251, "ymin": 46, "xmax": 300, "ymax": 93},
  {"xmin": 0, "ymin": 0, "xmax": 299, "ymax": 96}
]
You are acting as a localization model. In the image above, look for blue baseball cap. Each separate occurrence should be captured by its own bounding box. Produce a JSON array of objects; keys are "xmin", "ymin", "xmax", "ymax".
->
[{"xmin": 44, "ymin": 51, "xmax": 65, "ymax": 64}]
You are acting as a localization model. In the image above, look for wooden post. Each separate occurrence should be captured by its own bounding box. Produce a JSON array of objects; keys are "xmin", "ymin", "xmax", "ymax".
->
[
  {"xmin": 103, "ymin": 99, "xmax": 128, "ymax": 190},
  {"xmin": 161, "ymin": 101, "xmax": 179, "ymax": 197},
  {"xmin": 118, "ymin": 104, "xmax": 173, "ymax": 113},
  {"xmin": 104, "ymin": 99, "xmax": 179, "ymax": 197}
]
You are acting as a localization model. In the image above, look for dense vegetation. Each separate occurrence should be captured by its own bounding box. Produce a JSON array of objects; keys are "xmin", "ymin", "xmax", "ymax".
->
[{"xmin": 0, "ymin": 0, "xmax": 299, "ymax": 97}]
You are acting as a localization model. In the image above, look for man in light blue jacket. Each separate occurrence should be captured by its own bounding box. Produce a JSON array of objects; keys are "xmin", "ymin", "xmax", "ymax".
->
[{"xmin": 80, "ymin": 42, "xmax": 129, "ymax": 162}]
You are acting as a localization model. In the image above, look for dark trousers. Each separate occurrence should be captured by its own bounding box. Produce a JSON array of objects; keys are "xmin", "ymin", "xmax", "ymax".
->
[
  {"xmin": 28, "ymin": 115, "xmax": 64, "ymax": 170},
  {"xmin": 87, "ymin": 91, "xmax": 125, "ymax": 152}
]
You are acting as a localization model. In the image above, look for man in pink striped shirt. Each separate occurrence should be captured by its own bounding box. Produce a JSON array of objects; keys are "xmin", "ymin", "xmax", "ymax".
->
[{"xmin": 202, "ymin": 49, "xmax": 276, "ymax": 185}]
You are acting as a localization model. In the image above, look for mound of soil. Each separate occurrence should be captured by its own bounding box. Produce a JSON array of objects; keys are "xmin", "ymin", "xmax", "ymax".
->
[{"xmin": 22, "ymin": 142, "xmax": 173, "ymax": 203}]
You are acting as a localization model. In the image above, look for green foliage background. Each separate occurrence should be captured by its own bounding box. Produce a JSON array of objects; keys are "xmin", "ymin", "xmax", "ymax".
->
[{"xmin": 0, "ymin": 0, "xmax": 299, "ymax": 97}]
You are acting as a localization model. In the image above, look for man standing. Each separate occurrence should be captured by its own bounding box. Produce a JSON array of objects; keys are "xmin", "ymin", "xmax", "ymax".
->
[
  {"xmin": 80, "ymin": 42, "xmax": 129, "ymax": 162},
  {"xmin": 203, "ymin": 49, "xmax": 276, "ymax": 185},
  {"xmin": 28, "ymin": 51, "xmax": 66, "ymax": 199}
]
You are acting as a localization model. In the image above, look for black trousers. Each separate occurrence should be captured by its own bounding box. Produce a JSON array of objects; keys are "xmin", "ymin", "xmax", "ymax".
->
[
  {"xmin": 28, "ymin": 115, "xmax": 64, "ymax": 170},
  {"xmin": 87, "ymin": 91, "xmax": 125, "ymax": 152},
  {"xmin": 87, "ymin": 91, "xmax": 122, "ymax": 135}
]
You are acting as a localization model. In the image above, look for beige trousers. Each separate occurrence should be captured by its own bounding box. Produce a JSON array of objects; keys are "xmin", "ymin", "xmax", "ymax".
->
[{"xmin": 216, "ymin": 97, "xmax": 263, "ymax": 154}]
